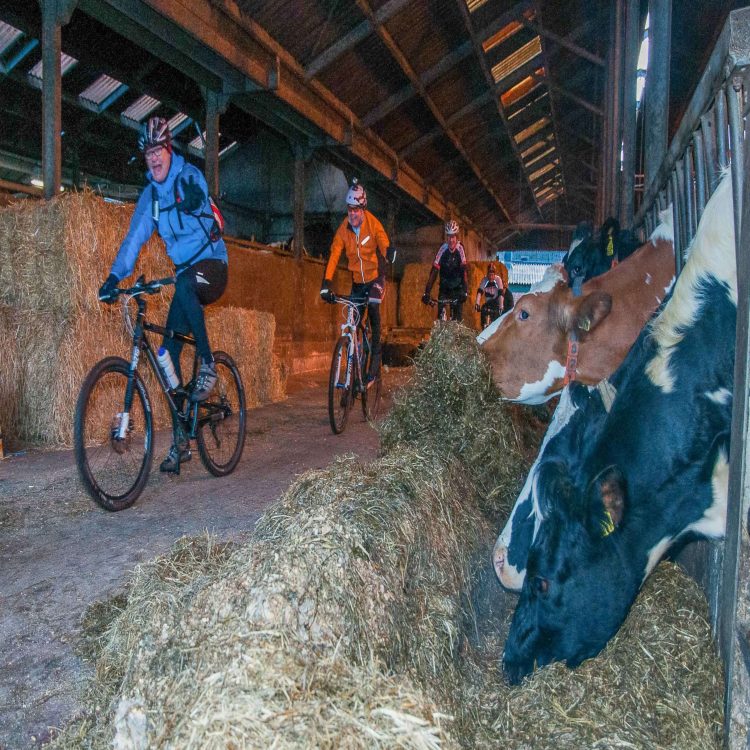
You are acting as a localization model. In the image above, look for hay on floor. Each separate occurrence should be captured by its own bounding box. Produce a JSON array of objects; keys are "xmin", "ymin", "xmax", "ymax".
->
[{"xmin": 52, "ymin": 326, "xmax": 724, "ymax": 749}]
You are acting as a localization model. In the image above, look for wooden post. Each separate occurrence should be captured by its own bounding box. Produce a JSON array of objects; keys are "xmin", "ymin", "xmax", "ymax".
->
[{"xmin": 40, "ymin": 0, "xmax": 77, "ymax": 199}]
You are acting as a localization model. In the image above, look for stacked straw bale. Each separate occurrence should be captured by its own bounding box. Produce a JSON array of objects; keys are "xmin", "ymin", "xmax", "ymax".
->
[
  {"xmin": 0, "ymin": 191, "xmax": 285, "ymax": 448},
  {"xmin": 52, "ymin": 326, "xmax": 723, "ymax": 749}
]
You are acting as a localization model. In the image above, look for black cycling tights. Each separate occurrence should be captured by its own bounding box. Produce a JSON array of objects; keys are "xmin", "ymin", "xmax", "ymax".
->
[{"xmin": 162, "ymin": 259, "xmax": 227, "ymax": 381}]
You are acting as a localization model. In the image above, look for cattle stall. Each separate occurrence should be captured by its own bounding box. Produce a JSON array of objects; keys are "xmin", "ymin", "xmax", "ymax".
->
[{"xmin": 632, "ymin": 8, "xmax": 750, "ymax": 746}]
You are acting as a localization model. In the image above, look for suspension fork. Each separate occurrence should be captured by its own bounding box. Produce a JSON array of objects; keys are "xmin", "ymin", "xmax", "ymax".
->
[{"xmin": 118, "ymin": 301, "xmax": 146, "ymax": 439}]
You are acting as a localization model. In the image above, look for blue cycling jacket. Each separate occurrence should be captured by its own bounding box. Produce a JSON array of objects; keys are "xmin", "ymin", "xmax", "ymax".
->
[{"xmin": 109, "ymin": 152, "xmax": 227, "ymax": 280}]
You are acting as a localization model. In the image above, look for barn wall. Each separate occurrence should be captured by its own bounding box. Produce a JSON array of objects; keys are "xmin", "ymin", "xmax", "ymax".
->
[{"xmin": 220, "ymin": 238, "xmax": 398, "ymax": 374}]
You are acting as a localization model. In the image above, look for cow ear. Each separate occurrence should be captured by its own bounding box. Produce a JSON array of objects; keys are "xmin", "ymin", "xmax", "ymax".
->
[
  {"xmin": 586, "ymin": 465, "xmax": 627, "ymax": 538},
  {"xmin": 570, "ymin": 291, "xmax": 612, "ymax": 336}
]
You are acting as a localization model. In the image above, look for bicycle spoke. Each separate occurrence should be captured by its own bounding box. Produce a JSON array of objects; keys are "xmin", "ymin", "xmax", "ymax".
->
[{"xmin": 196, "ymin": 352, "xmax": 246, "ymax": 476}]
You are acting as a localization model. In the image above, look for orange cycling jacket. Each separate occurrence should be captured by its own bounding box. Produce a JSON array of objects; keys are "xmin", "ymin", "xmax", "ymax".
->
[{"xmin": 323, "ymin": 211, "xmax": 390, "ymax": 285}]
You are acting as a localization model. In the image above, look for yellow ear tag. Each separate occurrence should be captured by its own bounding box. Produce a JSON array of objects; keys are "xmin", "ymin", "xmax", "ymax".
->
[
  {"xmin": 600, "ymin": 510, "xmax": 615, "ymax": 537},
  {"xmin": 606, "ymin": 236, "xmax": 614, "ymax": 256},
  {"xmin": 579, "ymin": 317, "xmax": 591, "ymax": 332}
]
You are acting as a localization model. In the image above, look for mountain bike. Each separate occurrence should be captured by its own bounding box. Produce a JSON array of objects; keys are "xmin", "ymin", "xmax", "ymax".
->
[
  {"xmin": 74, "ymin": 275, "xmax": 246, "ymax": 511},
  {"xmin": 328, "ymin": 294, "xmax": 382, "ymax": 434},
  {"xmin": 428, "ymin": 295, "xmax": 462, "ymax": 322}
]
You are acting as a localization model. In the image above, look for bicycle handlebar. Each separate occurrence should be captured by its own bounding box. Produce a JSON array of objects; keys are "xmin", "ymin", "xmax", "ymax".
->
[
  {"xmin": 334, "ymin": 294, "xmax": 369, "ymax": 306},
  {"xmin": 105, "ymin": 275, "xmax": 176, "ymax": 300},
  {"xmin": 429, "ymin": 296, "xmax": 461, "ymax": 306}
]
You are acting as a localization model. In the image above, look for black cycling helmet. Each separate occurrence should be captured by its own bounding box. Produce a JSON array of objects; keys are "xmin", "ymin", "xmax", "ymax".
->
[{"xmin": 138, "ymin": 116, "xmax": 172, "ymax": 153}]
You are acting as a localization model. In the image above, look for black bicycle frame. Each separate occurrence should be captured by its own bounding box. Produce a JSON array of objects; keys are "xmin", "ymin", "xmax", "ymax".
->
[{"xmin": 122, "ymin": 294, "xmax": 201, "ymax": 439}]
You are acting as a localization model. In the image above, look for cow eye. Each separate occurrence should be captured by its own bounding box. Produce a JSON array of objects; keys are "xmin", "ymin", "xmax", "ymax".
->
[
  {"xmin": 518, "ymin": 309, "xmax": 529, "ymax": 321},
  {"xmin": 534, "ymin": 576, "xmax": 549, "ymax": 596}
]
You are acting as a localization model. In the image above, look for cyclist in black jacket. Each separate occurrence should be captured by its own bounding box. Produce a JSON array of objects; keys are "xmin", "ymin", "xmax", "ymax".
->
[
  {"xmin": 475, "ymin": 262, "xmax": 513, "ymax": 328},
  {"xmin": 421, "ymin": 220, "xmax": 469, "ymax": 322}
]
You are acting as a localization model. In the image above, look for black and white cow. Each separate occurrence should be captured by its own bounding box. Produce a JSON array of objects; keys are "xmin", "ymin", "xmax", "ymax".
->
[
  {"xmin": 502, "ymin": 171, "xmax": 736, "ymax": 684},
  {"xmin": 493, "ymin": 382, "xmax": 609, "ymax": 590},
  {"xmin": 564, "ymin": 218, "xmax": 641, "ymax": 294}
]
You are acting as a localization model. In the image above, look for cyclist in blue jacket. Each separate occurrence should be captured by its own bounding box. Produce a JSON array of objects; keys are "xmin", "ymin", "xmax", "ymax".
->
[{"xmin": 98, "ymin": 116, "xmax": 228, "ymax": 472}]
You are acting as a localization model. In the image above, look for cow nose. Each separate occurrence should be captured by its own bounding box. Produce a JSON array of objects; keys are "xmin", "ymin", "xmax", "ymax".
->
[{"xmin": 493, "ymin": 542, "xmax": 506, "ymax": 578}]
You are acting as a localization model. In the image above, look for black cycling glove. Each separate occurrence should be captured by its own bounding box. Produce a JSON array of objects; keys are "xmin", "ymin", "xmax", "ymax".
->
[
  {"xmin": 179, "ymin": 175, "xmax": 205, "ymax": 213},
  {"xmin": 98, "ymin": 274, "xmax": 119, "ymax": 303}
]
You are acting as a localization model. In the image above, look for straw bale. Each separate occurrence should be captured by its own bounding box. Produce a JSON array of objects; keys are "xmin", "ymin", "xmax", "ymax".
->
[
  {"xmin": 206, "ymin": 305, "xmax": 287, "ymax": 406},
  {"xmin": 1, "ymin": 297, "xmax": 283, "ymax": 447},
  {"xmin": 0, "ymin": 192, "xmax": 286, "ymax": 448},
  {"xmin": 0, "ymin": 189, "xmax": 172, "ymax": 317},
  {"xmin": 0, "ymin": 304, "xmax": 22, "ymax": 448},
  {"xmin": 399, "ymin": 262, "xmax": 436, "ymax": 329}
]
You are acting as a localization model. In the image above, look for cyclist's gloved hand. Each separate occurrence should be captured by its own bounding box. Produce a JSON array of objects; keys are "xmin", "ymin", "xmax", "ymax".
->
[
  {"xmin": 179, "ymin": 175, "xmax": 205, "ymax": 213},
  {"xmin": 320, "ymin": 287, "xmax": 335, "ymax": 304},
  {"xmin": 98, "ymin": 273, "xmax": 119, "ymax": 303},
  {"xmin": 421, "ymin": 293, "xmax": 431, "ymax": 306},
  {"xmin": 386, "ymin": 246, "xmax": 397, "ymax": 264},
  {"xmin": 474, "ymin": 303, "xmax": 481, "ymax": 313}
]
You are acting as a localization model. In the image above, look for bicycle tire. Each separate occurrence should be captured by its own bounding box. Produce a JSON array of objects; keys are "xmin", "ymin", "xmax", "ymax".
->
[
  {"xmin": 361, "ymin": 373, "xmax": 382, "ymax": 422},
  {"xmin": 328, "ymin": 336, "xmax": 353, "ymax": 434},
  {"xmin": 74, "ymin": 356, "xmax": 153, "ymax": 511},
  {"xmin": 196, "ymin": 351, "xmax": 246, "ymax": 476},
  {"xmin": 360, "ymin": 324, "xmax": 382, "ymax": 422}
]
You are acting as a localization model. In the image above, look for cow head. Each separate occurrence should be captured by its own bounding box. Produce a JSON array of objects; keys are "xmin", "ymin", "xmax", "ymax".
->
[
  {"xmin": 482, "ymin": 287, "xmax": 612, "ymax": 403},
  {"xmin": 493, "ymin": 383, "xmax": 604, "ymax": 590},
  {"xmin": 502, "ymin": 461, "xmax": 639, "ymax": 684}
]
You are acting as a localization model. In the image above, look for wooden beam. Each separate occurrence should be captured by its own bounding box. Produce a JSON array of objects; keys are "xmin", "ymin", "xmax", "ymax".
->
[
  {"xmin": 531, "ymin": 71, "xmax": 603, "ymax": 117},
  {"xmin": 0, "ymin": 178, "xmax": 43, "ymax": 196},
  {"xmin": 519, "ymin": 17, "xmax": 604, "ymax": 68},
  {"xmin": 362, "ymin": 40, "xmax": 473, "ymax": 128},
  {"xmin": 355, "ymin": 0, "xmax": 513, "ymax": 222},
  {"xmin": 453, "ymin": 0, "xmax": 541, "ymax": 219},
  {"xmin": 305, "ymin": 0, "xmax": 411, "ymax": 79}
]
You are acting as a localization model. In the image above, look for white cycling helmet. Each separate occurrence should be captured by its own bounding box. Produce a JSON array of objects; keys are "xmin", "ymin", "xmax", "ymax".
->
[
  {"xmin": 346, "ymin": 178, "xmax": 367, "ymax": 209},
  {"xmin": 444, "ymin": 219, "xmax": 459, "ymax": 236}
]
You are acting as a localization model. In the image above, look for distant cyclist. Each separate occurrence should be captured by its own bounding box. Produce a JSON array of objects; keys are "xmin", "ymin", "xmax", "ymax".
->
[
  {"xmin": 97, "ymin": 116, "xmax": 228, "ymax": 472},
  {"xmin": 319, "ymin": 178, "xmax": 396, "ymax": 384},
  {"xmin": 475, "ymin": 262, "xmax": 513, "ymax": 328},
  {"xmin": 421, "ymin": 220, "xmax": 468, "ymax": 322}
]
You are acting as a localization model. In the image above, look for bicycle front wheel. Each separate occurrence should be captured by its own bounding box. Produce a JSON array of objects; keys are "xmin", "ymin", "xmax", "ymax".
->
[
  {"xmin": 328, "ymin": 336, "xmax": 353, "ymax": 434},
  {"xmin": 74, "ymin": 356, "xmax": 153, "ymax": 511},
  {"xmin": 196, "ymin": 351, "xmax": 246, "ymax": 476}
]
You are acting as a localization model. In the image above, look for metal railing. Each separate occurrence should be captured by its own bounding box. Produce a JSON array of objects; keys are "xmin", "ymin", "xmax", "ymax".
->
[{"xmin": 632, "ymin": 9, "xmax": 750, "ymax": 748}]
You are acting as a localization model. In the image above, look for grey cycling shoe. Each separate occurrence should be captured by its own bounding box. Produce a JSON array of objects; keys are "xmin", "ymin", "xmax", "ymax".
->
[
  {"xmin": 191, "ymin": 361, "xmax": 217, "ymax": 402},
  {"xmin": 159, "ymin": 444, "xmax": 192, "ymax": 473}
]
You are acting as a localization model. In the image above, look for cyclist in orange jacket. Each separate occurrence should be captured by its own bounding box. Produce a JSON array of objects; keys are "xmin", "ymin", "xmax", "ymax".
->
[{"xmin": 320, "ymin": 179, "xmax": 396, "ymax": 383}]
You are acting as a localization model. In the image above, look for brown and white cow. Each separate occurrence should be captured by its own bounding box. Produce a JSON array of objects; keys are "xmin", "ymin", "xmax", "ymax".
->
[{"xmin": 479, "ymin": 211, "xmax": 675, "ymax": 404}]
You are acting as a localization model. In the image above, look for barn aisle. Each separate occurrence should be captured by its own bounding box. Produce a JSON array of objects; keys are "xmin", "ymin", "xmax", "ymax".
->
[{"xmin": 0, "ymin": 367, "xmax": 411, "ymax": 749}]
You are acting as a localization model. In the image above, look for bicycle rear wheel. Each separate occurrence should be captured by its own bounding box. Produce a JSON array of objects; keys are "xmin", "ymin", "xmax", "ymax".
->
[
  {"xmin": 196, "ymin": 351, "xmax": 246, "ymax": 476},
  {"xmin": 328, "ymin": 336, "xmax": 353, "ymax": 434},
  {"xmin": 360, "ymin": 327, "xmax": 382, "ymax": 422},
  {"xmin": 74, "ymin": 356, "xmax": 153, "ymax": 511},
  {"xmin": 361, "ymin": 373, "xmax": 382, "ymax": 422}
]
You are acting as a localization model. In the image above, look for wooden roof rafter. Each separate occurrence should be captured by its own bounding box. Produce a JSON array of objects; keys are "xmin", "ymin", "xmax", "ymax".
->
[{"xmin": 354, "ymin": 0, "xmax": 514, "ymax": 222}]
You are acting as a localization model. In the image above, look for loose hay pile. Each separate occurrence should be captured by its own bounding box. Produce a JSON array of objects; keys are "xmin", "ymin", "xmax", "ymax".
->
[
  {"xmin": 0, "ymin": 191, "xmax": 285, "ymax": 448},
  {"xmin": 53, "ymin": 326, "xmax": 724, "ymax": 749}
]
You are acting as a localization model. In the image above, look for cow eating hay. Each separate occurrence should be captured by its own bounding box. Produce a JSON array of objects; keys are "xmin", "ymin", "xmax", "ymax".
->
[{"xmin": 52, "ymin": 325, "xmax": 723, "ymax": 749}]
